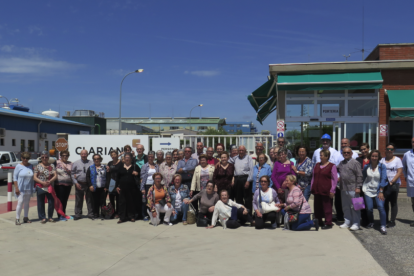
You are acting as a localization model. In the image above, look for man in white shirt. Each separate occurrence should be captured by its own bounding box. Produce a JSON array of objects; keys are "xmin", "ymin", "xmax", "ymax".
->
[
  {"xmin": 250, "ymin": 142, "xmax": 272, "ymax": 167},
  {"xmin": 191, "ymin": 142, "xmax": 204, "ymax": 161},
  {"xmin": 339, "ymin": 138, "xmax": 359, "ymax": 160}
]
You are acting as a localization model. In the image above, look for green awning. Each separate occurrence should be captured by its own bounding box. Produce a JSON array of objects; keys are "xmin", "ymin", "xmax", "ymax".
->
[
  {"xmin": 277, "ymin": 72, "xmax": 383, "ymax": 91},
  {"xmin": 388, "ymin": 90, "xmax": 414, "ymax": 118},
  {"xmin": 247, "ymin": 78, "xmax": 276, "ymax": 111},
  {"xmin": 256, "ymin": 95, "xmax": 277, "ymax": 125}
]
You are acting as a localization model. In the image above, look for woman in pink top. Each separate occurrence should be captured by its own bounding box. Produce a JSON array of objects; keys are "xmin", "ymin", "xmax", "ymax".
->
[
  {"xmin": 280, "ymin": 175, "xmax": 319, "ymax": 231},
  {"xmin": 271, "ymin": 148, "xmax": 296, "ymax": 203}
]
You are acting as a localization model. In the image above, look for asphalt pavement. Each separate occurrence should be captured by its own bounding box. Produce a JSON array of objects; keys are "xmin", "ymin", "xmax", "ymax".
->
[{"xmin": 352, "ymin": 201, "xmax": 414, "ymax": 276}]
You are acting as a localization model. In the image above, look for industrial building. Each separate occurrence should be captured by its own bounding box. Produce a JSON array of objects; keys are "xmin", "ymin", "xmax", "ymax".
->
[
  {"xmin": 63, "ymin": 110, "xmax": 106, "ymax": 135},
  {"xmin": 106, "ymin": 117, "xmax": 226, "ymax": 132},
  {"xmin": 222, "ymin": 121, "xmax": 257, "ymax": 134},
  {"xmin": 106, "ymin": 121, "xmax": 153, "ymax": 135},
  {"xmin": 0, "ymin": 107, "xmax": 92, "ymax": 153}
]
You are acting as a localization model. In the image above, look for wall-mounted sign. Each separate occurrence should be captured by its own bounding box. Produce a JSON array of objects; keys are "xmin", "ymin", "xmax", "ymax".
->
[
  {"xmin": 380, "ymin": 124, "xmax": 388, "ymax": 137},
  {"xmin": 322, "ymin": 106, "xmax": 339, "ymax": 117}
]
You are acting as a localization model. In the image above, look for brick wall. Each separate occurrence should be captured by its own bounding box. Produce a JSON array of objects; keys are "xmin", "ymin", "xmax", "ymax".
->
[{"xmin": 379, "ymin": 45, "xmax": 414, "ymax": 60}]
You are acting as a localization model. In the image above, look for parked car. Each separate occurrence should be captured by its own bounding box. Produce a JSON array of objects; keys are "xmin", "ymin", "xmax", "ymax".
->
[{"xmin": 0, "ymin": 151, "xmax": 38, "ymax": 180}]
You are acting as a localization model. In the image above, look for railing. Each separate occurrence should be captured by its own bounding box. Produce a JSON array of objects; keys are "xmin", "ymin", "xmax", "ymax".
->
[{"xmin": 182, "ymin": 135, "xmax": 274, "ymax": 154}]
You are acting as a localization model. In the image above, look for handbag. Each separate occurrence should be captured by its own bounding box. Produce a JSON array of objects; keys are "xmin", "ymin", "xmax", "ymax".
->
[
  {"xmin": 287, "ymin": 200, "xmax": 303, "ymax": 224},
  {"xmin": 352, "ymin": 197, "xmax": 365, "ymax": 211},
  {"xmin": 101, "ymin": 203, "xmax": 114, "ymax": 217},
  {"xmin": 197, "ymin": 215, "xmax": 211, "ymax": 227},
  {"xmin": 383, "ymin": 182, "xmax": 398, "ymax": 198},
  {"xmin": 187, "ymin": 203, "xmax": 197, "ymax": 224},
  {"xmin": 259, "ymin": 189, "xmax": 279, "ymax": 214}
]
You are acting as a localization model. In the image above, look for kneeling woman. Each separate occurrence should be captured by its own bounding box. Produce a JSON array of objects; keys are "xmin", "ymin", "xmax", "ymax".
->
[
  {"xmin": 169, "ymin": 174, "xmax": 190, "ymax": 225},
  {"xmin": 281, "ymin": 175, "xmax": 319, "ymax": 231},
  {"xmin": 207, "ymin": 190, "xmax": 253, "ymax": 229},
  {"xmin": 187, "ymin": 181, "xmax": 219, "ymax": 223},
  {"xmin": 147, "ymin": 173, "xmax": 174, "ymax": 226},
  {"xmin": 253, "ymin": 175, "xmax": 281, "ymax": 229}
]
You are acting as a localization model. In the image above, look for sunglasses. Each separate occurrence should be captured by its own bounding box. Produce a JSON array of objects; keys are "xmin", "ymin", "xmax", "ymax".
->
[
  {"xmin": 22, "ymin": 157, "xmax": 29, "ymax": 160},
  {"xmin": 93, "ymin": 158, "xmax": 101, "ymax": 161},
  {"xmin": 41, "ymin": 157, "xmax": 49, "ymax": 159},
  {"xmin": 343, "ymin": 152, "xmax": 352, "ymax": 154},
  {"xmin": 386, "ymin": 148, "xmax": 395, "ymax": 151}
]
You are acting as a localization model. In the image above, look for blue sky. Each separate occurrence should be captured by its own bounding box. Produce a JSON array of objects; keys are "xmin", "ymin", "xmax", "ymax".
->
[{"xmin": 0, "ymin": 0, "xmax": 413, "ymax": 132}]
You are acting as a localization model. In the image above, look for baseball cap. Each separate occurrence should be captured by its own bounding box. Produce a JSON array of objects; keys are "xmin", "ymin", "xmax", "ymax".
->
[{"xmin": 321, "ymin": 134, "xmax": 332, "ymax": 140}]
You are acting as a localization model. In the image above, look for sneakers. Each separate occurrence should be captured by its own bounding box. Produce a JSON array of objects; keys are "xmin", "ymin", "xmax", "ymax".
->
[
  {"xmin": 380, "ymin": 226, "xmax": 387, "ymax": 235},
  {"xmin": 387, "ymin": 221, "xmax": 396, "ymax": 228},
  {"xmin": 349, "ymin": 225, "xmax": 360, "ymax": 231},
  {"xmin": 339, "ymin": 223, "xmax": 350, "ymax": 229},
  {"xmin": 270, "ymin": 222, "xmax": 277, "ymax": 229},
  {"xmin": 59, "ymin": 217, "xmax": 67, "ymax": 222},
  {"xmin": 183, "ymin": 221, "xmax": 188, "ymax": 225},
  {"xmin": 163, "ymin": 222, "xmax": 173, "ymax": 226},
  {"xmin": 313, "ymin": 219, "xmax": 319, "ymax": 231},
  {"xmin": 143, "ymin": 216, "xmax": 149, "ymax": 221},
  {"xmin": 366, "ymin": 223, "xmax": 374, "ymax": 229}
]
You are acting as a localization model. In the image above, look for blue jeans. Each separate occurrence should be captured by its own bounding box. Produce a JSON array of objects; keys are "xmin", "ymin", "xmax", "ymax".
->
[
  {"xmin": 37, "ymin": 191, "xmax": 54, "ymax": 220},
  {"xmin": 364, "ymin": 194, "xmax": 386, "ymax": 227},
  {"xmin": 281, "ymin": 209, "xmax": 314, "ymax": 231},
  {"xmin": 303, "ymin": 185, "xmax": 311, "ymax": 202},
  {"xmin": 170, "ymin": 202, "xmax": 189, "ymax": 223}
]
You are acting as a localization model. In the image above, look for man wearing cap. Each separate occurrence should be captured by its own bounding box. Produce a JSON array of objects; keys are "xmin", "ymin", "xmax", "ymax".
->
[{"xmin": 312, "ymin": 134, "xmax": 343, "ymax": 221}]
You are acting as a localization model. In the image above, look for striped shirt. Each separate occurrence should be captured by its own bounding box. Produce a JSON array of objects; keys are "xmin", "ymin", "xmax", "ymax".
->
[{"xmin": 233, "ymin": 154, "xmax": 254, "ymax": 182}]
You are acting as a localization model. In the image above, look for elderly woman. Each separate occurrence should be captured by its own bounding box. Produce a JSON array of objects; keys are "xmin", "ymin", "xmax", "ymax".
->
[
  {"xmin": 34, "ymin": 151, "xmax": 57, "ymax": 224},
  {"xmin": 106, "ymin": 150, "xmax": 122, "ymax": 219},
  {"xmin": 13, "ymin": 152, "xmax": 34, "ymax": 225},
  {"xmin": 160, "ymin": 152, "xmax": 178, "ymax": 186},
  {"xmin": 147, "ymin": 172, "xmax": 173, "ymax": 226},
  {"xmin": 253, "ymin": 176, "xmax": 280, "ymax": 229},
  {"xmin": 214, "ymin": 143, "xmax": 225, "ymax": 161},
  {"xmin": 207, "ymin": 189, "xmax": 253, "ymax": 229},
  {"xmin": 252, "ymin": 153, "xmax": 274, "ymax": 193},
  {"xmin": 187, "ymin": 181, "xmax": 219, "ymax": 224},
  {"xmin": 271, "ymin": 148, "xmax": 296, "ymax": 203},
  {"xmin": 380, "ymin": 143, "xmax": 403, "ymax": 228},
  {"xmin": 311, "ymin": 149, "xmax": 338, "ymax": 230},
  {"xmin": 295, "ymin": 146, "xmax": 313, "ymax": 201},
  {"xmin": 169, "ymin": 174, "xmax": 190, "ymax": 225},
  {"xmin": 212, "ymin": 151, "xmax": 234, "ymax": 196},
  {"xmin": 120, "ymin": 144, "xmax": 135, "ymax": 161},
  {"xmin": 116, "ymin": 152, "xmax": 140, "ymax": 223},
  {"xmin": 191, "ymin": 154, "xmax": 215, "ymax": 211},
  {"xmin": 172, "ymin": 149, "xmax": 180, "ymax": 165},
  {"xmin": 156, "ymin": 150, "xmax": 165, "ymax": 166},
  {"xmin": 363, "ymin": 150, "xmax": 388, "ymax": 234},
  {"xmin": 140, "ymin": 151, "xmax": 159, "ymax": 221},
  {"xmin": 86, "ymin": 154, "xmax": 108, "ymax": 220},
  {"xmin": 281, "ymin": 175, "xmax": 319, "ymax": 231},
  {"xmin": 55, "ymin": 150, "xmax": 73, "ymax": 221}
]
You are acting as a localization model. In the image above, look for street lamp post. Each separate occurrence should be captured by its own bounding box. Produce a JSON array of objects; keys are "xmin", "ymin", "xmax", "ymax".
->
[
  {"xmin": 189, "ymin": 104, "xmax": 203, "ymax": 131},
  {"xmin": 119, "ymin": 69, "xmax": 144, "ymax": 135}
]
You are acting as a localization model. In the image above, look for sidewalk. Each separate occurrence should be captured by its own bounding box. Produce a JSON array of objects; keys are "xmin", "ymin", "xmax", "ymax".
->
[{"xmin": 0, "ymin": 199, "xmax": 387, "ymax": 276}]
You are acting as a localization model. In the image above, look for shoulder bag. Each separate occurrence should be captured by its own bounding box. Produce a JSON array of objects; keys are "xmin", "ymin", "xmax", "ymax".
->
[
  {"xmin": 259, "ymin": 189, "xmax": 279, "ymax": 214},
  {"xmin": 287, "ymin": 200, "xmax": 303, "ymax": 224}
]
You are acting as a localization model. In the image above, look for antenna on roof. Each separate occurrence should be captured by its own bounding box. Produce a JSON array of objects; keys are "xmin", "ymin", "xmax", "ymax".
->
[{"xmin": 343, "ymin": 54, "xmax": 351, "ymax": 61}]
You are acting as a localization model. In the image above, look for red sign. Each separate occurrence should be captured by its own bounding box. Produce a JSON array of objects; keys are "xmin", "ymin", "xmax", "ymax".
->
[
  {"xmin": 277, "ymin": 120, "xmax": 285, "ymax": 132},
  {"xmin": 55, "ymin": 138, "xmax": 68, "ymax": 152},
  {"xmin": 380, "ymin": 124, "xmax": 388, "ymax": 137}
]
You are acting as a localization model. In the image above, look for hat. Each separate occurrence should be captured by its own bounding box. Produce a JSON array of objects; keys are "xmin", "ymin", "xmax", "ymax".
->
[{"xmin": 321, "ymin": 133, "xmax": 332, "ymax": 140}]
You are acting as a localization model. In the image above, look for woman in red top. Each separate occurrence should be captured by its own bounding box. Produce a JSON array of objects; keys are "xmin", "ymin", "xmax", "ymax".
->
[{"xmin": 310, "ymin": 149, "xmax": 338, "ymax": 230}]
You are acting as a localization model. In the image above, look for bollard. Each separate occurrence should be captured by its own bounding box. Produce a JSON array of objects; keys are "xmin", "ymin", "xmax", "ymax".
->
[{"xmin": 7, "ymin": 170, "xmax": 12, "ymax": 212}]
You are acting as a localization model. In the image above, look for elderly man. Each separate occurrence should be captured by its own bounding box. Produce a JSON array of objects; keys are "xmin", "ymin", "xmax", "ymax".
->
[
  {"xmin": 206, "ymin": 147, "xmax": 219, "ymax": 165},
  {"xmin": 156, "ymin": 150, "xmax": 165, "ymax": 166},
  {"xmin": 402, "ymin": 137, "xmax": 414, "ymax": 227},
  {"xmin": 340, "ymin": 138, "xmax": 359, "ymax": 159},
  {"xmin": 233, "ymin": 145, "xmax": 254, "ymax": 211},
  {"xmin": 277, "ymin": 137, "xmax": 293, "ymax": 159},
  {"xmin": 337, "ymin": 147, "xmax": 363, "ymax": 231},
  {"xmin": 191, "ymin": 142, "xmax": 204, "ymax": 161},
  {"xmin": 71, "ymin": 150, "xmax": 93, "ymax": 220},
  {"xmin": 135, "ymin": 144, "xmax": 148, "ymax": 169},
  {"xmin": 250, "ymin": 142, "xmax": 272, "ymax": 166},
  {"xmin": 177, "ymin": 147, "xmax": 198, "ymax": 190}
]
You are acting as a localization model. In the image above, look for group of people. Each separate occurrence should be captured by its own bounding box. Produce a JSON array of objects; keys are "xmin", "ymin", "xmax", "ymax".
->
[{"xmin": 12, "ymin": 136, "xmax": 414, "ymax": 233}]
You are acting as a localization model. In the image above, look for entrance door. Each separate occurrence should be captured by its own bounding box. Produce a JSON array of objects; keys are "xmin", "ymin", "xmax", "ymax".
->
[{"xmin": 301, "ymin": 121, "xmax": 344, "ymax": 157}]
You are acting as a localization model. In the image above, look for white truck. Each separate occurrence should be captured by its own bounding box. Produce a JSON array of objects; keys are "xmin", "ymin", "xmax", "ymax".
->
[{"xmin": 0, "ymin": 151, "xmax": 38, "ymax": 181}]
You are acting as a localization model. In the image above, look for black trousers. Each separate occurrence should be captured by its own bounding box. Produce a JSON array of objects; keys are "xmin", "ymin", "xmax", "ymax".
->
[
  {"xmin": 226, "ymin": 208, "xmax": 253, "ymax": 229},
  {"xmin": 234, "ymin": 175, "xmax": 252, "ymax": 211},
  {"xmin": 109, "ymin": 192, "xmax": 119, "ymax": 215},
  {"xmin": 54, "ymin": 185, "xmax": 72, "ymax": 218},
  {"xmin": 384, "ymin": 184, "xmax": 399, "ymax": 223},
  {"xmin": 191, "ymin": 191, "xmax": 200, "ymax": 212},
  {"xmin": 119, "ymin": 185, "xmax": 137, "ymax": 221},
  {"xmin": 92, "ymin": 187, "xmax": 107, "ymax": 218},
  {"xmin": 255, "ymin": 212, "xmax": 277, "ymax": 229},
  {"xmin": 198, "ymin": 211, "xmax": 213, "ymax": 221},
  {"xmin": 334, "ymin": 187, "xmax": 344, "ymax": 221}
]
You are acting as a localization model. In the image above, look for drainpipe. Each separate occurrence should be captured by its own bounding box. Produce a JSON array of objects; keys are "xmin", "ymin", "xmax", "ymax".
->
[
  {"xmin": 95, "ymin": 124, "xmax": 101, "ymax": 134},
  {"xmin": 38, "ymin": 120, "xmax": 43, "ymax": 152}
]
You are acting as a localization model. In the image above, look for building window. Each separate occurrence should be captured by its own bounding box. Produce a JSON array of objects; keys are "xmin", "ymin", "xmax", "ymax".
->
[
  {"xmin": 12, "ymin": 139, "xmax": 16, "ymax": 146},
  {"xmin": 170, "ymin": 126, "xmax": 179, "ymax": 130},
  {"xmin": 45, "ymin": 141, "xmax": 49, "ymax": 151},
  {"xmin": 287, "ymin": 100, "xmax": 315, "ymax": 117},
  {"xmin": 0, "ymin": 139, "xmax": 3, "ymax": 146},
  {"xmin": 390, "ymin": 120, "xmax": 413, "ymax": 150},
  {"xmin": 229, "ymin": 124, "xmax": 234, "ymax": 127},
  {"xmin": 21, "ymin": 140, "xmax": 25, "ymax": 152},
  {"xmin": 198, "ymin": 126, "xmax": 208, "ymax": 130},
  {"xmin": 348, "ymin": 99, "xmax": 378, "ymax": 116},
  {"xmin": 346, "ymin": 123, "xmax": 377, "ymax": 150},
  {"xmin": 317, "ymin": 100, "xmax": 345, "ymax": 116},
  {"xmin": 237, "ymin": 124, "xmax": 241, "ymax": 127},
  {"xmin": 28, "ymin": 140, "xmax": 35, "ymax": 152}
]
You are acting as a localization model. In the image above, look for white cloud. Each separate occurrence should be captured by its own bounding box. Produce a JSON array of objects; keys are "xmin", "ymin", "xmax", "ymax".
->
[
  {"xmin": 1, "ymin": 45, "xmax": 15, "ymax": 52},
  {"xmin": 0, "ymin": 57, "xmax": 81, "ymax": 74},
  {"xmin": 28, "ymin": 26, "xmax": 43, "ymax": 36},
  {"xmin": 184, "ymin": 70, "xmax": 219, "ymax": 77}
]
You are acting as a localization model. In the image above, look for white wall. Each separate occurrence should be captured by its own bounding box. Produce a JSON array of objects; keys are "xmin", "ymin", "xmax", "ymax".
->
[{"xmin": 0, "ymin": 129, "xmax": 58, "ymax": 153}]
